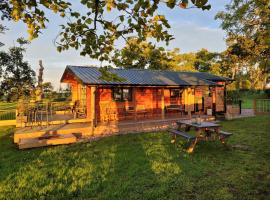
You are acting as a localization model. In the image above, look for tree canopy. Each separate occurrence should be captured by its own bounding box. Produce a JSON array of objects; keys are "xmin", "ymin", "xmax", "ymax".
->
[
  {"xmin": 216, "ymin": 0, "xmax": 270, "ymax": 88},
  {"xmin": 1, "ymin": 0, "xmax": 211, "ymax": 63},
  {"xmin": 0, "ymin": 39, "xmax": 36, "ymax": 101}
]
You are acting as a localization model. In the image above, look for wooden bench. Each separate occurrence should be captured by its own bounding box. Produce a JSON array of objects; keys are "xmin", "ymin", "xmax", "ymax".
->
[
  {"xmin": 169, "ymin": 129, "xmax": 197, "ymax": 153},
  {"xmin": 169, "ymin": 129, "xmax": 195, "ymax": 141},
  {"xmin": 219, "ymin": 130, "xmax": 233, "ymax": 139},
  {"xmin": 165, "ymin": 105, "xmax": 184, "ymax": 115}
]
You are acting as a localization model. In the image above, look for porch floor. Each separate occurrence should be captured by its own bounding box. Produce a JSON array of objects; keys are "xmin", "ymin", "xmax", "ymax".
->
[{"xmin": 14, "ymin": 114, "xmax": 215, "ymax": 148}]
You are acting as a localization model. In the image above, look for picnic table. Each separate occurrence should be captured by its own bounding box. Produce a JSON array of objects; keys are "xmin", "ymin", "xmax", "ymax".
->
[{"xmin": 169, "ymin": 120, "xmax": 233, "ymax": 153}]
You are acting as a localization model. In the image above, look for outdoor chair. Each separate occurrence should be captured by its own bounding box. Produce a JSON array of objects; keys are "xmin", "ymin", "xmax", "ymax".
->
[{"xmin": 72, "ymin": 100, "xmax": 86, "ymax": 119}]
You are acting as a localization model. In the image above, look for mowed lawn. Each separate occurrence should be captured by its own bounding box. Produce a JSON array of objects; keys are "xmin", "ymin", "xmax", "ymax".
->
[
  {"xmin": 0, "ymin": 116, "xmax": 270, "ymax": 200},
  {"xmin": 0, "ymin": 102, "xmax": 17, "ymax": 120}
]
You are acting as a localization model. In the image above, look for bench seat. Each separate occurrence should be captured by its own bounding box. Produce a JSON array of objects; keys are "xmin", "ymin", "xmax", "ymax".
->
[
  {"xmin": 169, "ymin": 129, "xmax": 196, "ymax": 140},
  {"xmin": 219, "ymin": 130, "xmax": 233, "ymax": 138}
]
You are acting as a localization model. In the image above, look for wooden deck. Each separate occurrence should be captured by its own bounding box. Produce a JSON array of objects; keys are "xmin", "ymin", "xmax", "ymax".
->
[
  {"xmin": 18, "ymin": 134, "xmax": 77, "ymax": 149},
  {"xmin": 14, "ymin": 114, "xmax": 215, "ymax": 149}
]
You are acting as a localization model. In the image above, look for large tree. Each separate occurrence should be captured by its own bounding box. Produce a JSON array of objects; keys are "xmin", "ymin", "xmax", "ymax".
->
[
  {"xmin": 194, "ymin": 48, "xmax": 220, "ymax": 73},
  {"xmin": 0, "ymin": 0, "xmax": 211, "ymax": 64},
  {"xmin": 216, "ymin": 0, "xmax": 270, "ymax": 88},
  {"xmin": 112, "ymin": 38, "xmax": 181, "ymax": 70},
  {"xmin": 0, "ymin": 39, "xmax": 36, "ymax": 101}
]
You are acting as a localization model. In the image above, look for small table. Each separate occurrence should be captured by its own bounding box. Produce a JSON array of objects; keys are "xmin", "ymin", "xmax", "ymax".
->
[{"xmin": 176, "ymin": 120, "xmax": 222, "ymax": 153}]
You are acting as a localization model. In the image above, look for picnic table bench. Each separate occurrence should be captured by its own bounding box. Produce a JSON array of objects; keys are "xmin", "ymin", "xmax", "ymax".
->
[
  {"xmin": 169, "ymin": 120, "xmax": 233, "ymax": 153},
  {"xmin": 169, "ymin": 129, "xmax": 196, "ymax": 141}
]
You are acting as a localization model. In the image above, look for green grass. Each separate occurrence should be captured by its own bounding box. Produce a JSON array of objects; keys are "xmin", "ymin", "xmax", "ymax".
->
[
  {"xmin": 0, "ymin": 116, "xmax": 270, "ymax": 199},
  {"xmin": 239, "ymin": 92, "xmax": 268, "ymax": 109},
  {"xmin": 0, "ymin": 102, "xmax": 17, "ymax": 110},
  {"xmin": 0, "ymin": 102, "xmax": 17, "ymax": 120}
]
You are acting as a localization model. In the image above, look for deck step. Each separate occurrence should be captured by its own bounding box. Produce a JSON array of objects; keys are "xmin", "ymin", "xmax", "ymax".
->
[
  {"xmin": 18, "ymin": 134, "xmax": 77, "ymax": 149},
  {"xmin": 14, "ymin": 123, "xmax": 92, "ymax": 143}
]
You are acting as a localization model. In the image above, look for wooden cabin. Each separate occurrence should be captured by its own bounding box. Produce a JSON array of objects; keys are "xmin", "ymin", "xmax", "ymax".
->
[{"xmin": 61, "ymin": 66, "xmax": 232, "ymax": 125}]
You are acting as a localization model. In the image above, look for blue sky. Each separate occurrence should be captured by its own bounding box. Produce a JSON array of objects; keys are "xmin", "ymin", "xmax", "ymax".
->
[{"xmin": 1, "ymin": 0, "xmax": 230, "ymax": 88}]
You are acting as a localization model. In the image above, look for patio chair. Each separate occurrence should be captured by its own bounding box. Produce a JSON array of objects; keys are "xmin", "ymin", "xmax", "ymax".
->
[{"xmin": 73, "ymin": 100, "xmax": 86, "ymax": 119}]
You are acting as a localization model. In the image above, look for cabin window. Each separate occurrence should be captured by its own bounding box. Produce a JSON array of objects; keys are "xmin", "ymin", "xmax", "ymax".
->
[
  {"xmin": 170, "ymin": 89, "xmax": 180, "ymax": 98},
  {"xmin": 112, "ymin": 88, "xmax": 132, "ymax": 101}
]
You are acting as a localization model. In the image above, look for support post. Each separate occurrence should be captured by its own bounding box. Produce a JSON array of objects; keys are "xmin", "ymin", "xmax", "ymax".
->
[
  {"xmin": 253, "ymin": 99, "xmax": 257, "ymax": 115},
  {"xmin": 91, "ymin": 86, "xmax": 96, "ymax": 135},
  {"xmin": 161, "ymin": 88, "xmax": 165, "ymax": 119},
  {"xmin": 133, "ymin": 88, "xmax": 137, "ymax": 120},
  {"xmin": 224, "ymin": 83, "xmax": 227, "ymax": 113}
]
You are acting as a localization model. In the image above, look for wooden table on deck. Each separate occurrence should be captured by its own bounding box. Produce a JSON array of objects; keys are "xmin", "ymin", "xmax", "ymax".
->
[{"xmin": 176, "ymin": 120, "xmax": 222, "ymax": 153}]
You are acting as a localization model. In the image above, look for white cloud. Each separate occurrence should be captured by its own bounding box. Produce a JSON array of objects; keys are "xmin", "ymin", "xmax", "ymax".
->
[{"xmin": 168, "ymin": 22, "xmax": 226, "ymax": 53}]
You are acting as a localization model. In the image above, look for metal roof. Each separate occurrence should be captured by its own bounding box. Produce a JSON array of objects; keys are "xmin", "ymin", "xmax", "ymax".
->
[{"xmin": 61, "ymin": 65, "xmax": 231, "ymax": 86}]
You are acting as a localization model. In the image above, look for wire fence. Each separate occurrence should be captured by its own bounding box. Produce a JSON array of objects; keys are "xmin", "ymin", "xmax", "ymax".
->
[
  {"xmin": 0, "ymin": 110, "xmax": 16, "ymax": 120},
  {"xmin": 254, "ymin": 99, "xmax": 270, "ymax": 114}
]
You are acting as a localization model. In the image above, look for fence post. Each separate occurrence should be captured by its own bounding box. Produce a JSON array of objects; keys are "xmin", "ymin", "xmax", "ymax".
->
[
  {"xmin": 253, "ymin": 99, "xmax": 257, "ymax": 115},
  {"xmin": 239, "ymin": 100, "xmax": 242, "ymax": 114}
]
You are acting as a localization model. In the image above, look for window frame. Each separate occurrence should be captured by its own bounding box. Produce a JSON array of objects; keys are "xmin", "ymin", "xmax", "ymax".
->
[
  {"xmin": 112, "ymin": 87, "xmax": 133, "ymax": 102},
  {"xmin": 170, "ymin": 89, "xmax": 181, "ymax": 98}
]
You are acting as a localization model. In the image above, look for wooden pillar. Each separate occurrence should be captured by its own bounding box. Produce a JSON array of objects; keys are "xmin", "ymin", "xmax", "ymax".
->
[
  {"xmin": 86, "ymin": 85, "xmax": 91, "ymax": 120},
  {"xmin": 224, "ymin": 83, "xmax": 227, "ymax": 113},
  {"xmin": 188, "ymin": 88, "xmax": 192, "ymax": 119},
  {"xmin": 133, "ymin": 88, "xmax": 137, "ymax": 120},
  {"xmin": 161, "ymin": 88, "xmax": 165, "ymax": 119},
  {"xmin": 91, "ymin": 86, "xmax": 96, "ymax": 135}
]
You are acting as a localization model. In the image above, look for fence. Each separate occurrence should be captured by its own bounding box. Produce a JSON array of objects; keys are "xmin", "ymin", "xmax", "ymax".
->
[
  {"xmin": 254, "ymin": 99, "xmax": 270, "ymax": 115},
  {"xmin": 0, "ymin": 110, "xmax": 16, "ymax": 120}
]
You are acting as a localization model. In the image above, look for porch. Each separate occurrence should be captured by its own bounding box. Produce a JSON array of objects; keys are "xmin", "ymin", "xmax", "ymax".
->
[{"xmin": 14, "ymin": 114, "xmax": 215, "ymax": 149}]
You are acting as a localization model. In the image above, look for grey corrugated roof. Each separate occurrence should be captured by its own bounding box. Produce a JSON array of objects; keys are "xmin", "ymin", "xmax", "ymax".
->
[{"xmin": 61, "ymin": 66, "xmax": 231, "ymax": 86}]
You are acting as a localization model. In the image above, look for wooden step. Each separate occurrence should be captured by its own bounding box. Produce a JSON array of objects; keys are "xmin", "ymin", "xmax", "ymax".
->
[
  {"xmin": 18, "ymin": 134, "xmax": 77, "ymax": 149},
  {"xmin": 14, "ymin": 123, "xmax": 92, "ymax": 143}
]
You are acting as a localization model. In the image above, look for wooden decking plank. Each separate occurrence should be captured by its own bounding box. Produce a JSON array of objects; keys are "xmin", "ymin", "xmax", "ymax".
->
[{"xmin": 18, "ymin": 134, "xmax": 77, "ymax": 149}]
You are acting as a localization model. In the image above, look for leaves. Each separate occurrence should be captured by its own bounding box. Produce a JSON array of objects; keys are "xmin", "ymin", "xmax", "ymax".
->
[
  {"xmin": 216, "ymin": 0, "xmax": 270, "ymax": 88},
  {"xmin": 0, "ymin": 41, "xmax": 36, "ymax": 101}
]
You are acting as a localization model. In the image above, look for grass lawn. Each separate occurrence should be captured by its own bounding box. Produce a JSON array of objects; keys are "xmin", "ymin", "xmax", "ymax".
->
[
  {"xmin": 0, "ymin": 116, "xmax": 270, "ymax": 200},
  {"xmin": 0, "ymin": 102, "xmax": 17, "ymax": 120},
  {"xmin": 239, "ymin": 92, "xmax": 268, "ymax": 109},
  {"xmin": 0, "ymin": 102, "xmax": 17, "ymax": 110}
]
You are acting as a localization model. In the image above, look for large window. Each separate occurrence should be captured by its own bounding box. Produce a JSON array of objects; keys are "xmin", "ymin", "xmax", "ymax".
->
[
  {"xmin": 112, "ymin": 88, "xmax": 132, "ymax": 101},
  {"xmin": 170, "ymin": 89, "xmax": 180, "ymax": 98}
]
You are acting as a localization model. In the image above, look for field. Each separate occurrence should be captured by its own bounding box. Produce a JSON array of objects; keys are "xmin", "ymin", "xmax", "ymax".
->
[
  {"xmin": 237, "ymin": 91, "xmax": 268, "ymax": 109},
  {"xmin": 0, "ymin": 116, "xmax": 270, "ymax": 199},
  {"xmin": 0, "ymin": 102, "xmax": 16, "ymax": 120}
]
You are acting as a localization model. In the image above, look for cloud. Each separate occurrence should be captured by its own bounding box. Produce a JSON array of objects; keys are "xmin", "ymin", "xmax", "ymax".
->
[{"xmin": 168, "ymin": 22, "xmax": 226, "ymax": 53}]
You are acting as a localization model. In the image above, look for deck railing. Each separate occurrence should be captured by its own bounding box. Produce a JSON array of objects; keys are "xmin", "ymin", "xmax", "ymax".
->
[
  {"xmin": 16, "ymin": 101, "xmax": 83, "ymax": 126},
  {"xmin": 254, "ymin": 99, "xmax": 270, "ymax": 115}
]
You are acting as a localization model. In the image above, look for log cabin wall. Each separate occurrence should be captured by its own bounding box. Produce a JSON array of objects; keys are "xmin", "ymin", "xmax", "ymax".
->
[
  {"xmin": 215, "ymin": 82, "xmax": 225, "ymax": 112},
  {"xmin": 68, "ymin": 83, "xmax": 225, "ymax": 122},
  {"xmin": 96, "ymin": 87, "xmax": 164, "ymax": 121}
]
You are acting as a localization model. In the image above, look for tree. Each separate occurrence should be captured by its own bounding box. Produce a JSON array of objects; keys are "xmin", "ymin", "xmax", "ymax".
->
[
  {"xmin": 194, "ymin": 48, "xmax": 220, "ymax": 73},
  {"xmin": 112, "ymin": 38, "xmax": 201, "ymax": 72},
  {"xmin": 112, "ymin": 38, "xmax": 181, "ymax": 70},
  {"xmin": 173, "ymin": 52, "xmax": 197, "ymax": 72},
  {"xmin": 216, "ymin": 0, "xmax": 270, "ymax": 88},
  {"xmin": 0, "ymin": 39, "xmax": 36, "ymax": 101},
  {"xmin": 1, "ymin": 0, "xmax": 211, "ymax": 64},
  {"xmin": 43, "ymin": 82, "xmax": 54, "ymax": 98}
]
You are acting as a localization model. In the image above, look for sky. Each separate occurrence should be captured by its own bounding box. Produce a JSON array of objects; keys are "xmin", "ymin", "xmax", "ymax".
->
[{"xmin": 0, "ymin": 0, "xmax": 230, "ymax": 89}]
